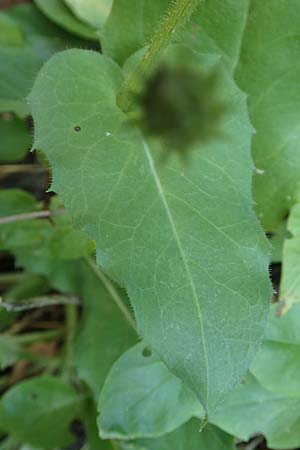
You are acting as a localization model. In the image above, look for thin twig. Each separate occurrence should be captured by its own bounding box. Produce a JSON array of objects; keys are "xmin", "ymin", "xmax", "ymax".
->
[
  {"xmin": 245, "ymin": 436, "xmax": 265, "ymax": 450},
  {"xmin": 0, "ymin": 208, "xmax": 66, "ymax": 225},
  {"xmin": 13, "ymin": 329, "xmax": 64, "ymax": 344},
  {"xmin": 0, "ymin": 295, "xmax": 80, "ymax": 311},
  {"xmin": 85, "ymin": 257, "xmax": 136, "ymax": 331},
  {"xmin": 0, "ymin": 272, "xmax": 28, "ymax": 285}
]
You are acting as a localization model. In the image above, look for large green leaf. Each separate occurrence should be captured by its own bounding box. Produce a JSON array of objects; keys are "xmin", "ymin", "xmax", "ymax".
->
[
  {"xmin": 279, "ymin": 189, "xmax": 300, "ymax": 311},
  {"xmin": 98, "ymin": 342, "xmax": 203, "ymax": 440},
  {"xmin": 119, "ymin": 420, "xmax": 234, "ymax": 450},
  {"xmin": 29, "ymin": 48, "xmax": 271, "ymax": 414},
  {"xmin": 0, "ymin": 116, "xmax": 31, "ymax": 162},
  {"xmin": 234, "ymin": 1, "xmax": 300, "ymax": 230},
  {"xmin": 211, "ymin": 374, "xmax": 300, "ymax": 449},
  {"xmin": 0, "ymin": 376, "xmax": 84, "ymax": 449},
  {"xmin": 102, "ymin": 0, "xmax": 300, "ymax": 230},
  {"xmin": 251, "ymin": 303, "xmax": 300, "ymax": 396},
  {"xmin": 34, "ymin": 0, "xmax": 97, "ymax": 40},
  {"xmin": 64, "ymin": 0, "xmax": 113, "ymax": 29}
]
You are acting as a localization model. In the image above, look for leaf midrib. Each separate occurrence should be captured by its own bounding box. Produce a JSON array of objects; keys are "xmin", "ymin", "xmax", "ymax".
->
[{"xmin": 142, "ymin": 139, "xmax": 209, "ymax": 409}]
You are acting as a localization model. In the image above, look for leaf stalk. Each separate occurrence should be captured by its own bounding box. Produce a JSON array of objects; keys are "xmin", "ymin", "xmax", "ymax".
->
[{"xmin": 117, "ymin": 0, "xmax": 201, "ymax": 112}]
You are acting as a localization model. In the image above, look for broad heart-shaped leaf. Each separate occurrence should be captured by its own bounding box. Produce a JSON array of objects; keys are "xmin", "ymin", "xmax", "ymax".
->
[
  {"xmin": 29, "ymin": 48, "xmax": 271, "ymax": 414},
  {"xmin": 98, "ymin": 342, "xmax": 204, "ymax": 440},
  {"xmin": 251, "ymin": 303, "xmax": 300, "ymax": 397},
  {"xmin": 34, "ymin": 0, "xmax": 97, "ymax": 40},
  {"xmin": 64, "ymin": 0, "xmax": 113, "ymax": 29},
  {"xmin": 211, "ymin": 374, "xmax": 300, "ymax": 449},
  {"xmin": 279, "ymin": 188, "xmax": 300, "ymax": 311},
  {"xmin": 0, "ymin": 116, "xmax": 31, "ymax": 162},
  {"xmin": 119, "ymin": 420, "xmax": 234, "ymax": 450},
  {"xmin": 0, "ymin": 376, "xmax": 84, "ymax": 449}
]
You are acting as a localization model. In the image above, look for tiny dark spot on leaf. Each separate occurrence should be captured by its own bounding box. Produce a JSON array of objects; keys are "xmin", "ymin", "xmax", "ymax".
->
[
  {"xmin": 31, "ymin": 393, "xmax": 37, "ymax": 400},
  {"xmin": 74, "ymin": 126, "xmax": 81, "ymax": 132},
  {"xmin": 142, "ymin": 347, "xmax": 152, "ymax": 358}
]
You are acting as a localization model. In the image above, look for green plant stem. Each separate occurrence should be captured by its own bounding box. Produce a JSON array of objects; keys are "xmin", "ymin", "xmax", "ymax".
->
[
  {"xmin": 62, "ymin": 303, "xmax": 77, "ymax": 380},
  {"xmin": 0, "ymin": 294, "xmax": 80, "ymax": 311},
  {"xmin": 0, "ymin": 208, "xmax": 65, "ymax": 225},
  {"xmin": 85, "ymin": 257, "xmax": 136, "ymax": 330},
  {"xmin": 13, "ymin": 329, "xmax": 64, "ymax": 344},
  {"xmin": 117, "ymin": 0, "xmax": 201, "ymax": 112},
  {"xmin": 0, "ymin": 272, "xmax": 28, "ymax": 285}
]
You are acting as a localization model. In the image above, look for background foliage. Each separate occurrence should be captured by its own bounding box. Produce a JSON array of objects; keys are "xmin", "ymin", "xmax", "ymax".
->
[{"xmin": 0, "ymin": 1, "xmax": 300, "ymax": 450}]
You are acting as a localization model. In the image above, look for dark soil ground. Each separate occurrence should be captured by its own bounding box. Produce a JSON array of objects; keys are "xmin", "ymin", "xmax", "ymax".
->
[{"xmin": 0, "ymin": 0, "xmax": 31, "ymax": 8}]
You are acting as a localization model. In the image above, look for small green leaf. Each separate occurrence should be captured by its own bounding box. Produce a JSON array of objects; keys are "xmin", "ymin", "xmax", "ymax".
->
[
  {"xmin": 0, "ymin": 188, "xmax": 45, "ymax": 254},
  {"xmin": 0, "ymin": 376, "xmax": 84, "ymax": 449},
  {"xmin": 0, "ymin": 116, "xmax": 31, "ymax": 162},
  {"xmin": 251, "ymin": 303, "xmax": 300, "ymax": 396},
  {"xmin": 98, "ymin": 343, "xmax": 204, "ymax": 440},
  {"xmin": 29, "ymin": 48, "xmax": 271, "ymax": 414},
  {"xmin": 64, "ymin": 0, "xmax": 113, "ymax": 29},
  {"xmin": 0, "ymin": 336, "xmax": 25, "ymax": 370},
  {"xmin": 0, "ymin": 189, "xmax": 39, "ymax": 216},
  {"xmin": 34, "ymin": 0, "xmax": 98, "ymax": 40},
  {"xmin": 119, "ymin": 419, "xmax": 234, "ymax": 450},
  {"xmin": 211, "ymin": 374, "xmax": 300, "ymax": 447}
]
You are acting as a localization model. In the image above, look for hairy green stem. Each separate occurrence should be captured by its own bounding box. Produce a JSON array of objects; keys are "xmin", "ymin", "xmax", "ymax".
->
[{"xmin": 117, "ymin": 0, "xmax": 201, "ymax": 112}]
